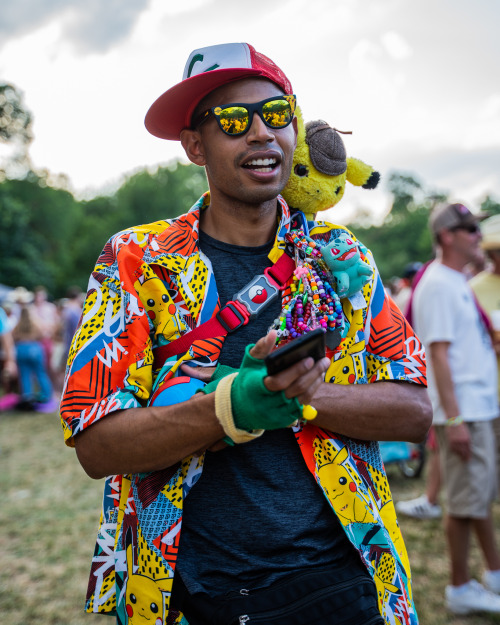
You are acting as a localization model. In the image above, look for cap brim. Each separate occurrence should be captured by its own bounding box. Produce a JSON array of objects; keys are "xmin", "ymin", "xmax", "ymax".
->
[
  {"xmin": 477, "ymin": 211, "xmax": 491, "ymax": 222},
  {"xmin": 145, "ymin": 68, "xmax": 270, "ymax": 141},
  {"xmin": 481, "ymin": 240, "xmax": 500, "ymax": 251}
]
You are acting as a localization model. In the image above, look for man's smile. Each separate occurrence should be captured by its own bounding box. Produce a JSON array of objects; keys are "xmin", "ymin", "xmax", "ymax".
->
[{"xmin": 242, "ymin": 157, "xmax": 278, "ymax": 173}]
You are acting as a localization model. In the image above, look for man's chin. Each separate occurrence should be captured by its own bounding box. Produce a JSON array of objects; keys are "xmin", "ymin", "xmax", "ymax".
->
[{"xmin": 241, "ymin": 183, "xmax": 288, "ymax": 206}]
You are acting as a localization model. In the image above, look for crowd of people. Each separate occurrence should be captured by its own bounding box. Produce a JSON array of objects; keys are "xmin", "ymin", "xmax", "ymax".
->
[{"xmin": 0, "ymin": 284, "xmax": 83, "ymax": 412}]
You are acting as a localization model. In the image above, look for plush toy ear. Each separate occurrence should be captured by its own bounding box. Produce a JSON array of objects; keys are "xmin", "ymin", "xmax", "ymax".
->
[{"xmin": 346, "ymin": 157, "xmax": 380, "ymax": 188}]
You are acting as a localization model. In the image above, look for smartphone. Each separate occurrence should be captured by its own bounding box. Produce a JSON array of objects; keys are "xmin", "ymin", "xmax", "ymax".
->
[{"xmin": 265, "ymin": 327, "xmax": 326, "ymax": 375}]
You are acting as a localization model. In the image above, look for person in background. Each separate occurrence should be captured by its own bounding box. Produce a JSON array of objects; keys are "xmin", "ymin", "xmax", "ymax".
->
[
  {"xmin": 31, "ymin": 285, "xmax": 59, "ymax": 385},
  {"xmin": 397, "ymin": 232, "xmax": 493, "ymax": 521},
  {"xmin": 393, "ymin": 261, "xmax": 422, "ymax": 315},
  {"xmin": 61, "ymin": 286, "xmax": 83, "ymax": 360},
  {"xmin": 396, "ymin": 427, "xmax": 442, "ymax": 520},
  {"xmin": 470, "ymin": 214, "xmax": 500, "ymax": 493},
  {"xmin": 6, "ymin": 286, "xmax": 31, "ymax": 325},
  {"xmin": 412, "ymin": 202, "xmax": 500, "ymax": 615},
  {"xmin": 0, "ymin": 304, "xmax": 18, "ymax": 402},
  {"xmin": 12, "ymin": 297, "xmax": 54, "ymax": 411}
]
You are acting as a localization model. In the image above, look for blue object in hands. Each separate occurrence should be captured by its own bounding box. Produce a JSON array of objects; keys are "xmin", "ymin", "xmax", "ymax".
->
[{"xmin": 149, "ymin": 374, "xmax": 206, "ymax": 407}]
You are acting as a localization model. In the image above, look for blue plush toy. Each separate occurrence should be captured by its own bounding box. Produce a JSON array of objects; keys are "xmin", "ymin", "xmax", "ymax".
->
[{"xmin": 321, "ymin": 232, "xmax": 373, "ymax": 299}]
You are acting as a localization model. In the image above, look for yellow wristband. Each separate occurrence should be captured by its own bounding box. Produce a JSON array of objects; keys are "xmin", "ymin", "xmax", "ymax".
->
[
  {"xmin": 214, "ymin": 373, "xmax": 264, "ymax": 444},
  {"xmin": 446, "ymin": 415, "xmax": 464, "ymax": 427}
]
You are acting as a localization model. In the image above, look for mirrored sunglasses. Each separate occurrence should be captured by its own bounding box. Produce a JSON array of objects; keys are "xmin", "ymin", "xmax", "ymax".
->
[{"xmin": 193, "ymin": 95, "xmax": 297, "ymax": 136}]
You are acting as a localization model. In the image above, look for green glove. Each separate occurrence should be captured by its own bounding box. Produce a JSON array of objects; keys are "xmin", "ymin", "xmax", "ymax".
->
[
  {"xmin": 198, "ymin": 364, "xmax": 238, "ymax": 395},
  {"xmin": 230, "ymin": 344, "xmax": 303, "ymax": 431}
]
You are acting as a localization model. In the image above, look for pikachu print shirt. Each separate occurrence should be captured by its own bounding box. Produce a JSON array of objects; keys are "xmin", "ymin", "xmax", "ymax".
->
[{"xmin": 60, "ymin": 193, "xmax": 426, "ymax": 625}]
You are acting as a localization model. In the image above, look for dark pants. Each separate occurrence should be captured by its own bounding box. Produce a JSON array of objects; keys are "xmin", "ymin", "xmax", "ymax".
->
[{"xmin": 170, "ymin": 558, "xmax": 384, "ymax": 625}]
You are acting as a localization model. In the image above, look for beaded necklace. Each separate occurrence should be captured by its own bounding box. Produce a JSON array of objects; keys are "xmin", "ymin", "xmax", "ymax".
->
[{"xmin": 271, "ymin": 229, "xmax": 344, "ymax": 347}]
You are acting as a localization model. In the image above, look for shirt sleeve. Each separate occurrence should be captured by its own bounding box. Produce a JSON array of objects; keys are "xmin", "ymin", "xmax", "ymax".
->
[
  {"xmin": 59, "ymin": 234, "xmax": 154, "ymax": 446},
  {"xmin": 315, "ymin": 223, "xmax": 427, "ymax": 388},
  {"xmin": 364, "ymin": 256, "xmax": 427, "ymax": 386}
]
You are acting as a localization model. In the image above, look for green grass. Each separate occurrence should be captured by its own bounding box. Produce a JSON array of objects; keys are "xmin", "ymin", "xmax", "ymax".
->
[
  {"xmin": 1, "ymin": 409, "xmax": 500, "ymax": 624},
  {"xmin": 387, "ymin": 465, "xmax": 500, "ymax": 625},
  {"xmin": 0, "ymin": 409, "xmax": 103, "ymax": 625}
]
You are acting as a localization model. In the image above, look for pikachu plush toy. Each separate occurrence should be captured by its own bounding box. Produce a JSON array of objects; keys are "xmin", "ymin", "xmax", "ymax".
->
[{"xmin": 282, "ymin": 107, "xmax": 380, "ymax": 221}]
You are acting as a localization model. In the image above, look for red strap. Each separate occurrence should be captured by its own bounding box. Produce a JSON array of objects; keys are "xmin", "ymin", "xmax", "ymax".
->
[
  {"xmin": 153, "ymin": 301, "xmax": 249, "ymax": 367},
  {"xmin": 152, "ymin": 250, "xmax": 295, "ymax": 368},
  {"xmin": 264, "ymin": 250, "xmax": 296, "ymax": 289}
]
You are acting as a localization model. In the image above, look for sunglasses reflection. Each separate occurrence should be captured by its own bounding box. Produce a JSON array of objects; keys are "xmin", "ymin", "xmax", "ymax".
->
[{"xmin": 196, "ymin": 95, "xmax": 296, "ymax": 136}]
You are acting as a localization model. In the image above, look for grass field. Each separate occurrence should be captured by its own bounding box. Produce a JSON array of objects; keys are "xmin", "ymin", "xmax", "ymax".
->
[{"xmin": 2, "ymin": 409, "xmax": 500, "ymax": 625}]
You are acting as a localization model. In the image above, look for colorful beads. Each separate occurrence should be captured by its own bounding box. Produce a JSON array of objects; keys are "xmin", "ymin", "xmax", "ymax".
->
[{"xmin": 274, "ymin": 229, "xmax": 344, "ymax": 347}]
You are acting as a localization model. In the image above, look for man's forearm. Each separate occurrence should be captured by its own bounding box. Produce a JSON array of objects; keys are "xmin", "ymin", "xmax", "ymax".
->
[
  {"xmin": 74, "ymin": 392, "xmax": 224, "ymax": 479},
  {"xmin": 428, "ymin": 341, "xmax": 471, "ymax": 460},
  {"xmin": 73, "ymin": 333, "xmax": 327, "ymax": 478},
  {"xmin": 311, "ymin": 381, "xmax": 432, "ymax": 443}
]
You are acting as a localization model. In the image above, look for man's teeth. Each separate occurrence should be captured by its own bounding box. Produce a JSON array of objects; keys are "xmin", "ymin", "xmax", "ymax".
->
[{"xmin": 244, "ymin": 158, "xmax": 277, "ymax": 171}]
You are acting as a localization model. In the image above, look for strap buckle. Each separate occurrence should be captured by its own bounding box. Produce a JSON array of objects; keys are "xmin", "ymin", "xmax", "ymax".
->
[
  {"xmin": 233, "ymin": 273, "xmax": 280, "ymax": 318},
  {"xmin": 216, "ymin": 301, "xmax": 250, "ymax": 333}
]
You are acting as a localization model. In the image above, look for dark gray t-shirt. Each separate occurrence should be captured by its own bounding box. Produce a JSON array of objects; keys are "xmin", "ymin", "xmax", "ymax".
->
[{"xmin": 176, "ymin": 230, "xmax": 356, "ymax": 596}]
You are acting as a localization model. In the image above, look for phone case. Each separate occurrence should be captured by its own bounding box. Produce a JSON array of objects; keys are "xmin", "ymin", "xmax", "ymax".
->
[{"xmin": 265, "ymin": 328, "xmax": 326, "ymax": 375}]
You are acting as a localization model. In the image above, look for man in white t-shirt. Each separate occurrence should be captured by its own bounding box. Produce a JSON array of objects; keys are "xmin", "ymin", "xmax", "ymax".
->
[{"xmin": 413, "ymin": 202, "xmax": 500, "ymax": 615}]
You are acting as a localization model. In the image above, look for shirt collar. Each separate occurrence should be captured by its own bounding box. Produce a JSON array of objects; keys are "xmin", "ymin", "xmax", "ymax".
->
[{"xmin": 150, "ymin": 192, "xmax": 292, "ymax": 271}]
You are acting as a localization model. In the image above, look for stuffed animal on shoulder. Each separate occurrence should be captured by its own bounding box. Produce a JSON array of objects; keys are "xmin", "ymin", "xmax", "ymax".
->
[
  {"xmin": 320, "ymin": 232, "xmax": 373, "ymax": 299},
  {"xmin": 282, "ymin": 107, "xmax": 380, "ymax": 220}
]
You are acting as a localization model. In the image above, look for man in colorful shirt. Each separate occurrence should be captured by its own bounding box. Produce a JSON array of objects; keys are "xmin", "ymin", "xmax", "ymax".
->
[{"xmin": 61, "ymin": 43, "xmax": 430, "ymax": 625}]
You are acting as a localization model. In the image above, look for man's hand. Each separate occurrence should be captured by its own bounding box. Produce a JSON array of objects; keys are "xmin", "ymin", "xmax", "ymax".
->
[
  {"xmin": 184, "ymin": 330, "xmax": 328, "ymax": 450},
  {"xmin": 251, "ymin": 331, "xmax": 330, "ymax": 406},
  {"xmin": 227, "ymin": 331, "xmax": 328, "ymax": 432},
  {"xmin": 192, "ymin": 330, "xmax": 329, "ymax": 432},
  {"xmin": 446, "ymin": 422, "xmax": 471, "ymax": 462},
  {"xmin": 183, "ymin": 330, "xmax": 329, "ymax": 407}
]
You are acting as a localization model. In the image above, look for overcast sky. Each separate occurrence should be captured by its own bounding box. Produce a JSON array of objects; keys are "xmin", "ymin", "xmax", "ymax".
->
[{"xmin": 1, "ymin": 0, "xmax": 499, "ymax": 223}]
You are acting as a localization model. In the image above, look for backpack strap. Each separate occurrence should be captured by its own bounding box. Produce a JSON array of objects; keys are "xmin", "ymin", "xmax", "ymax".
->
[{"xmin": 153, "ymin": 249, "xmax": 296, "ymax": 369}]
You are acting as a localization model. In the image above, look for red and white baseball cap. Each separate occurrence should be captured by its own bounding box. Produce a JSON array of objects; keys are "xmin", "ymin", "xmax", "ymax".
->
[{"xmin": 145, "ymin": 42, "xmax": 293, "ymax": 141}]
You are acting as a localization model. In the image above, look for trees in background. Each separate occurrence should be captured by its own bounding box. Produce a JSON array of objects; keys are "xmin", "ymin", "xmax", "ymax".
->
[
  {"xmin": 2, "ymin": 165, "xmax": 499, "ymax": 298},
  {"xmin": 0, "ymin": 81, "xmax": 199, "ymax": 295},
  {"xmin": 0, "ymin": 173, "xmax": 81, "ymax": 292},
  {"xmin": 350, "ymin": 173, "xmax": 500, "ymax": 281},
  {"xmin": 71, "ymin": 162, "xmax": 208, "ymax": 288},
  {"xmin": 0, "ymin": 163, "xmax": 208, "ymax": 296},
  {"xmin": 1, "ymin": 80, "xmax": 499, "ymax": 298},
  {"xmin": 351, "ymin": 173, "xmax": 444, "ymax": 280},
  {"xmin": 0, "ymin": 83, "xmax": 34, "ymax": 180}
]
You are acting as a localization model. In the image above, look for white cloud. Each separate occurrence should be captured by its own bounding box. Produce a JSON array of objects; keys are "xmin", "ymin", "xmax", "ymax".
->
[
  {"xmin": 381, "ymin": 31, "xmax": 413, "ymax": 60},
  {"xmin": 478, "ymin": 94, "xmax": 500, "ymax": 121},
  {"xmin": 0, "ymin": 0, "xmax": 150, "ymax": 52},
  {"xmin": 0, "ymin": 0, "xmax": 498, "ymax": 217},
  {"xmin": 151, "ymin": 0, "xmax": 212, "ymax": 17}
]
